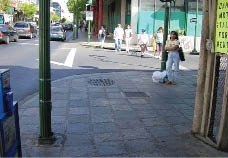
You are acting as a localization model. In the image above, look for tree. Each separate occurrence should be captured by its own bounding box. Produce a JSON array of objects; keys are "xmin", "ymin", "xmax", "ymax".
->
[
  {"xmin": 51, "ymin": 13, "xmax": 60, "ymax": 22},
  {"xmin": 61, "ymin": 17, "xmax": 67, "ymax": 23},
  {"xmin": 19, "ymin": 3, "xmax": 38, "ymax": 20},
  {"xmin": 0, "ymin": 0, "xmax": 10, "ymax": 12},
  {"xmin": 67, "ymin": 0, "xmax": 88, "ymax": 16}
]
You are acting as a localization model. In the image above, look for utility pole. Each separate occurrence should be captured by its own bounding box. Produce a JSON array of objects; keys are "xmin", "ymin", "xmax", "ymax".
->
[
  {"xmin": 38, "ymin": 0, "xmax": 55, "ymax": 144},
  {"xmin": 161, "ymin": 1, "xmax": 170, "ymax": 71},
  {"xmin": 72, "ymin": 1, "xmax": 76, "ymax": 40},
  {"xmin": 190, "ymin": 0, "xmax": 199, "ymax": 55},
  {"xmin": 88, "ymin": 20, "xmax": 91, "ymax": 43},
  {"xmin": 76, "ymin": 0, "xmax": 78, "ymax": 38}
]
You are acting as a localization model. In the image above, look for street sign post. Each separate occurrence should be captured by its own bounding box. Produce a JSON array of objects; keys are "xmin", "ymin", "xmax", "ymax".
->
[{"xmin": 86, "ymin": 11, "xmax": 93, "ymax": 21}]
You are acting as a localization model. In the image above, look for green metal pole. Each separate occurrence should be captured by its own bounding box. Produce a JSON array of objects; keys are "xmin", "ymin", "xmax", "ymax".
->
[
  {"xmin": 161, "ymin": 2, "xmax": 170, "ymax": 71},
  {"xmin": 72, "ymin": 1, "xmax": 76, "ymax": 40},
  {"xmin": 38, "ymin": 0, "xmax": 55, "ymax": 144},
  {"xmin": 190, "ymin": 0, "xmax": 199, "ymax": 55},
  {"xmin": 88, "ymin": 20, "xmax": 91, "ymax": 43},
  {"xmin": 76, "ymin": 0, "xmax": 79, "ymax": 38}
]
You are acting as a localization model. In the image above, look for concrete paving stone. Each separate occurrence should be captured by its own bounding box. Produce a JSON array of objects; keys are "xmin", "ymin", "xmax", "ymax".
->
[
  {"xmin": 21, "ymin": 134, "xmax": 36, "ymax": 147},
  {"xmin": 118, "ymin": 84, "xmax": 136, "ymax": 89},
  {"xmin": 52, "ymin": 123, "xmax": 66, "ymax": 134},
  {"xmin": 92, "ymin": 122, "xmax": 119, "ymax": 134},
  {"xmin": 51, "ymin": 116, "xmax": 66, "ymax": 124},
  {"xmin": 69, "ymin": 99, "xmax": 89, "ymax": 107},
  {"xmin": 112, "ymin": 104, "xmax": 132, "ymax": 111},
  {"xmin": 20, "ymin": 97, "xmax": 39, "ymax": 108},
  {"xmin": 148, "ymin": 103, "xmax": 174, "ymax": 110},
  {"xmin": 21, "ymin": 107, "xmax": 39, "ymax": 116},
  {"xmin": 67, "ymin": 123, "xmax": 90, "ymax": 134},
  {"xmin": 157, "ymin": 109, "xmax": 183, "ymax": 117},
  {"xmin": 91, "ymin": 106, "xmax": 112, "ymax": 115},
  {"xmin": 136, "ymin": 109, "xmax": 160, "ymax": 119},
  {"xmin": 70, "ymin": 93, "xmax": 88, "ymax": 100},
  {"xmin": 124, "ymin": 139, "xmax": 158, "ymax": 154},
  {"xmin": 88, "ymin": 87, "xmax": 105, "ymax": 92},
  {"xmin": 21, "ymin": 146, "xmax": 34, "ymax": 157},
  {"xmin": 51, "ymin": 87, "xmax": 69, "ymax": 93},
  {"xmin": 105, "ymin": 87, "xmax": 121, "ymax": 93},
  {"xmin": 115, "ymin": 119, "xmax": 144, "ymax": 129},
  {"xmin": 107, "ymin": 92, "xmax": 124, "ymax": 99},
  {"xmin": 141, "ymin": 117, "xmax": 167, "ymax": 127},
  {"xmin": 179, "ymin": 109, "xmax": 194, "ymax": 120},
  {"xmin": 20, "ymin": 116, "xmax": 39, "ymax": 125},
  {"xmin": 20, "ymin": 124, "xmax": 39, "ymax": 134},
  {"xmin": 69, "ymin": 107, "xmax": 89, "ymax": 115},
  {"xmin": 109, "ymin": 98, "xmax": 129, "ymax": 105},
  {"xmin": 130, "ymin": 151, "xmax": 165, "ymax": 157},
  {"xmin": 147, "ymin": 125, "xmax": 178, "ymax": 138},
  {"xmin": 94, "ymin": 132, "xmax": 123, "ymax": 144},
  {"xmin": 53, "ymin": 80, "xmax": 72, "ymax": 88},
  {"xmin": 128, "ymin": 98, "xmax": 148, "ymax": 105},
  {"xmin": 183, "ymin": 98, "xmax": 196, "ymax": 105},
  {"xmin": 30, "ymin": 147, "xmax": 63, "ymax": 157},
  {"xmin": 172, "ymin": 103, "xmax": 194, "ymax": 110},
  {"xmin": 70, "ymin": 87, "xmax": 87, "ymax": 93},
  {"xmin": 68, "ymin": 114, "xmax": 90, "ymax": 123},
  {"xmin": 173, "ymin": 124, "xmax": 192, "ymax": 135},
  {"xmin": 65, "ymin": 134, "xmax": 93, "ymax": 146},
  {"xmin": 121, "ymin": 128, "xmax": 150, "ymax": 140},
  {"xmin": 162, "ymin": 148, "xmax": 199, "ymax": 157},
  {"xmin": 91, "ymin": 113, "xmax": 114, "ymax": 123},
  {"xmin": 113, "ymin": 111, "xmax": 138, "ymax": 120},
  {"xmin": 90, "ymin": 98, "xmax": 110, "ymax": 107},
  {"xmin": 62, "ymin": 145, "xmax": 97, "ymax": 157},
  {"xmin": 89, "ymin": 92, "xmax": 107, "ymax": 99},
  {"xmin": 52, "ymin": 108, "xmax": 67, "ymax": 116},
  {"xmin": 51, "ymin": 99, "xmax": 68, "ymax": 108},
  {"xmin": 130, "ymin": 104, "xmax": 154, "ymax": 111},
  {"xmin": 121, "ymin": 88, "xmax": 140, "ymax": 92},
  {"xmin": 165, "ymin": 116, "xmax": 192, "ymax": 125},
  {"xmin": 52, "ymin": 93, "xmax": 69, "ymax": 100},
  {"xmin": 96, "ymin": 142, "xmax": 128, "ymax": 156}
]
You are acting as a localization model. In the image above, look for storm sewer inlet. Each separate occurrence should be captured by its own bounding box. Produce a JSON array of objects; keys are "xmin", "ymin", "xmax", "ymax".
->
[{"xmin": 88, "ymin": 78, "xmax": 115, "ymax": 87}]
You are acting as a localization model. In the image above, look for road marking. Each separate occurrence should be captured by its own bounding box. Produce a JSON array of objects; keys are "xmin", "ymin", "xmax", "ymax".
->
[
  {"xmin": 36, "ymin": 48, "xmax": 76, "ymax": 68},
  {"xmin": 145, "ymin": 52, "xmax": 189, "ymax": 70},
  {"xmin": 64, "ymin": 48, "xmax": 76, "ymax": 67},
  {"xmin": 16, "ymin": 43, "xmax": 39, "ymax": 46}
]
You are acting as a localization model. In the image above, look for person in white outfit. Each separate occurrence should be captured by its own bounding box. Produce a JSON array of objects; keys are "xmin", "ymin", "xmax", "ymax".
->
[
  {"xmin": 138, "ymin": 29, "xmax": 149, "ymax": 57},
  {"xmin": 155, "ymin": 27, "xmax": 163, "ymax": 59},
  {"xmin": 114, "ymin": 24, "xmax": 124, "ymax": 52},
  {"xmin": 124, "ymin": 25, "xmax": 133, "ymax": 53}
]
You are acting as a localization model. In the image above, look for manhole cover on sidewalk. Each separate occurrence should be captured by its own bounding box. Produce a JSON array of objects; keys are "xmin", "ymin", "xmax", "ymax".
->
[
  {"xmin": 89, "ymin": 78, "xmax": 114, "ymax": 86},
  {"xmin": 123, "ymin": 92, "xmax": 149, "ymax": 97}
]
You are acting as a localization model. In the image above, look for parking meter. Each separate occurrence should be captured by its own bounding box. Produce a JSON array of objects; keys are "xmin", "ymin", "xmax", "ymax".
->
[{"xmin": 0, "ymin": 69, "xmax": 22, "ymax": 157}]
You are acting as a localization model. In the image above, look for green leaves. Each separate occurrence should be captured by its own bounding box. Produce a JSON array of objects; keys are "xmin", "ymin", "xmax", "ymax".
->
[
  {"xmin": 67, "ymin": 0, "xmax": 88, "ymax": 14},
  {"xmin": 51, "ymin": 13, "xmax": 60, "ymax": 22},
  {"xmin": 0, "ymin": 0, "xmax": 10, "ymax": 12},
  {"xmin": 18, "ymin": 3, "xmax": 38, "ymax": 19}
]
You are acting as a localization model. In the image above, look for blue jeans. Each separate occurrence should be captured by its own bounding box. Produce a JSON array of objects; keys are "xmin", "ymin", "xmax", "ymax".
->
[
  {"xmin": 167, "ymin": 51, "xmax": 180, "ymax": 82},
  {"xmin": 115, "ymin": 39, "xmax": 122, "ymax": 51}
]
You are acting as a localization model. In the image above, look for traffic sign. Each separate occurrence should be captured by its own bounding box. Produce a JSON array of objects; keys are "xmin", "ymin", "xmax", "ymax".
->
[
  {"xmin": 190, "ymin": 18, "xmax": 197, "ymax": 23},
  {"xmin": 86, "ymin": 11, "xmax": 93, "ymax": 21}
]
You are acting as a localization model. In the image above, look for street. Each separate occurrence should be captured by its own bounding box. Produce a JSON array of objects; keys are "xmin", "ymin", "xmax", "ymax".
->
[{"xmin": 0, "ymin": 31, "xmax": 199, "ymax": 101}]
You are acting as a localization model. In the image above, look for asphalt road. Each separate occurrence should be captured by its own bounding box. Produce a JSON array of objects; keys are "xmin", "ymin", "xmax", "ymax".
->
[{"xmin": 0, "ymin": 31, "xmax": 199, "ymax": 102}]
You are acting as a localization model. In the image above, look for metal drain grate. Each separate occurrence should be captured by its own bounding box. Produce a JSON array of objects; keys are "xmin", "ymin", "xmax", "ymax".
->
[
  {"xmin": 88, "ymin": 78, "xmax": 114, "ymax": 86},
  {"xmin": 123, "ymin": 92, "xmax": 149, "ymax": 97}
]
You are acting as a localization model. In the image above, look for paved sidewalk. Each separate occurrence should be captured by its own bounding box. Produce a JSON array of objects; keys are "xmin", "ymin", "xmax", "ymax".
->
[{"xmin": 19, "ymin": 32, "xmax": 228, "ymax": 157}]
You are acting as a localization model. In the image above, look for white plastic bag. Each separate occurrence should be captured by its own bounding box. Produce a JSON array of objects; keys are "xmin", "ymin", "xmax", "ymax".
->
[{"xmin": 152, "ymin": 71, "xmax": 167, "ymax": 83}]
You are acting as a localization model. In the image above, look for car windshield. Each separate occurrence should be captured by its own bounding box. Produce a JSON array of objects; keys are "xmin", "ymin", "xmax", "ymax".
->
[
  {"xmin": 51, "ymin": 27, "xmax": 62, "ymax": 32},
  {"xmin": 14, "ymin": 23, "xmax": 29, "ymax": 28}
]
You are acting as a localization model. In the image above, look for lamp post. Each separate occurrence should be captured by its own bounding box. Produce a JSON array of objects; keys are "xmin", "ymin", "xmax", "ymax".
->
[
  {"xmin": 190, "ymin": 0, "xmax": 199, "ymax": 55},
  {"xmin": 72, "ymin": 1, "xmax": 76, "ymax": 40},
  {"xmin": 76, "ymin": 0, "xmax": 78, "ymax": 38}
]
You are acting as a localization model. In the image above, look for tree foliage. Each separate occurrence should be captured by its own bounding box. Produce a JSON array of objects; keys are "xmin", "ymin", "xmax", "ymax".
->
[
  {"xmin": 0, "ymin": 0, "xmax": 10, "ymax": 12},
  {"xmin": 51, "ymin": 13, "xmax": 60, "ymax": 22},
  {"xmin": 67, "ymin": 0, "xmax": 88, "ymax": 14},
  {"xmin": 18, "ymin": 3, "xmax": 38, "ymax": 19},
  {"xmin": 61, "ymin": 17, "xmax": 67, "ymax": 23}
]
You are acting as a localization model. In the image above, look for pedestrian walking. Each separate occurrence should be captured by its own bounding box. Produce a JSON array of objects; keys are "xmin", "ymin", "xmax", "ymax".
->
[
  {"xmin": 114, "ymin": 24, "xmax": 124, "ymax": 52},
  {"xmin": 138, "ymin": 29, "xmax": 149, "ymax": 57},
  {"xmin": 98, "ymin": 26, "xmax": 106, "ymax": 48},
  {"xmin": 124, "ymin": 25, "xmax": 133, "ymax": 53},
  {"xmin": 165, "ymin": 31, "xmax": 180, "ymax": 85},
  {"xmin": 155, "ymin": 27, "xmax": 163, "ymax": 59}
]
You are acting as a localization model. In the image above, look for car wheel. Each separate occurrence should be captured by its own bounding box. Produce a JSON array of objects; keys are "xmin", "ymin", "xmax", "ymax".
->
[
  {"xmin": 14, "ymin": 35, "xmax": 19, "ymax": 42},
  {"xmin": 5, "ymin": 36, "xmax": 10, "ymax": 44}
]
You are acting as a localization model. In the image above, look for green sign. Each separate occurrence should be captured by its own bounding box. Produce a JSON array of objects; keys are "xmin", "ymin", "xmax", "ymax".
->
[{"xmin": 215, "ymin": 0, "xmax": 228, "ymax": 53}]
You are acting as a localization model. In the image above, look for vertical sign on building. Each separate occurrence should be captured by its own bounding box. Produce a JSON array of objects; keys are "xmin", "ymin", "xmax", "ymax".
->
[{"xmin": 215, "ymin": 0, "xmax": 228, "ymax": 53}]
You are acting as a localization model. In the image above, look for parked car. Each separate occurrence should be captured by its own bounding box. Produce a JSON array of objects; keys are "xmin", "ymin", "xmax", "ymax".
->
[
  {"xmin": 0, "ymin": 24, "xmax": 19, "ymax": 44},
  {"xmin": 50, "ymin": 27, "xmax": 66, "ymax": 41},
  {"xmin": 63, "ymin": 23, "xmax": 73, "ymax": 31},
  {"xmin": 14, "ymin": 22, "xmax": 37, "ymax": 39}
]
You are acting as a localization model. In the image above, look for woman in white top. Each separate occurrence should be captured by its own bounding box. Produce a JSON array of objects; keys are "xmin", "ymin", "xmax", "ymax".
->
[
  {"xmin": 124, "ymin": 25, "xmax": 132, "ymax": 53},
  {"xmin": 155, "ymin": 27, "xmax": 163, "ymax": 58},
  {"xmin": 138, "ymin": 29, "xmax": 149, "ymax": 57},
  {"xmin": 98, "ymin": 26, "xmax": 106, "ymax": 48}
]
